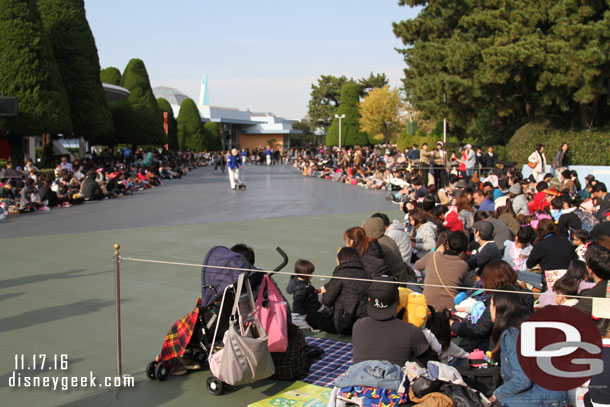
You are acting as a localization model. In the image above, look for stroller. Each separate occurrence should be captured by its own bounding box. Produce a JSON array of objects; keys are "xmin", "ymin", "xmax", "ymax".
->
[{"xmin": 146, "ymin": 245, "xmax": 288, "ymax": 391}]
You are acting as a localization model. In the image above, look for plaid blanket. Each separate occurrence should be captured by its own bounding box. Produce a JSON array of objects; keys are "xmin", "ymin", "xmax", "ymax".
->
[
  {"xmin": 302, "ymin": 336, "xmax": 353, "ymax": 387},
  {"xmin": 158, "ymin": 298, "xmax": 201, "ymax": 363}
]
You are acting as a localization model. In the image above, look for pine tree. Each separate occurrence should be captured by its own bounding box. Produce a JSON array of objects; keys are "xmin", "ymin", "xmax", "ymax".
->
[
  {"xmin": 120, "ymin": 58, "xmax": 165, "ymax": 146},
  {"xmin": 0, "ymin": 0, "xmax": 72, "ymax": 166},
  {"xmin": 37, "ymin": 0, "xmax": 113, "ymax": 146},
  {"xmin": 157, "ymin": 98, "xmax": 178, "ymax": 150},
  {"xmin": 177, "ymin": 98, "xmax": 204, "ymax": 151},
  {"xmin": 326, "ymin": 82, "xmax": 368, "ymax": 147}
]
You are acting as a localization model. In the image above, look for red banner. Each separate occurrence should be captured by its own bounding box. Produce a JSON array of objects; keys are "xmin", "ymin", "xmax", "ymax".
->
[{"xmin": 163, "ymin": 112, "xmax": 168, "ymax": 135}]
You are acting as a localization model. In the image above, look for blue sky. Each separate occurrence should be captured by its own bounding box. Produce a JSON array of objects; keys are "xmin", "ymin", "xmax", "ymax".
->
[{"xmin": 84, "ymin": 1, "xmax": 420, "ymax": 120}]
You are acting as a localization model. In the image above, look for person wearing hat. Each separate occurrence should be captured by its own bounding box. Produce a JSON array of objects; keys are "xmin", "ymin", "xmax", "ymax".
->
[
  {"xmin": 467, "ymin": 221, "xmax": 502, "ymax": 276},
  {"xmin": 352, "ymin": 276, "xmax": 435, "ymax": 366},
  {"xmin": 226, "ymin": 148, "xmax": 245, "ymax": 190},
  {"xmin": 509, "ymin": 183, "xmax": 529, "ymax": 216},
  {"xmin": 362, "ymin": 217, "xmax": 416, "ymax": 283}
]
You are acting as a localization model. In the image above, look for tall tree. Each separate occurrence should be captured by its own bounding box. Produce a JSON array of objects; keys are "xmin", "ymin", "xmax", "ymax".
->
[
  {"xmin": 393, "ymin": 0, "xmax": 610, "ymax": 139},
  {"xmin": 37, "ymin": 0, "xmax": 113, "ymax": 146},
  {"xmin": 0, "ymin": 0, "xmax": 72, "ymax": 166},
  {"xmin": 358, "ymin": 72, "xmax": 389, "ymax": 97},
  {"xmin": 203, "ymin": 122, "xmax": 221, "ymax": 151},
  {"xmin": 177, "ymin": 98, "xmax": 204, "ymax": 151},
  {"xmin": 359, "ymin": 86, "xmax": 405, "ymax": 144},
  {"xmin": 307, "ymin": 75, "xmax": 348, "ymax": 132},
  {"xmin": 100, "ymin": 67, "xmax": 121, "ymax": 85},
  {"xmin": 157, "ymin": 98, "xmax": 178, "ymax": 150},
  {"xmin": 120, "ymin": 58, "xmax": 165, "ymax": 146},
  {"xmin": 326, "ymin": 82, "xmax": 368, "ymax": 147}
]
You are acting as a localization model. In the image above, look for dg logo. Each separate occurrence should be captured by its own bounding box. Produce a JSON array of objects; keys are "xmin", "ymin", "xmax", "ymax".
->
[{"xmin": 518, "ymin": 305, "xmax": 603, "ymax": 391}]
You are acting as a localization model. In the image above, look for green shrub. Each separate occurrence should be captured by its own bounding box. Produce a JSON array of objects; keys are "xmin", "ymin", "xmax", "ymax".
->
[{"xmin": 506, "ymin": 122, "xmax": 610, "ymax": 166}]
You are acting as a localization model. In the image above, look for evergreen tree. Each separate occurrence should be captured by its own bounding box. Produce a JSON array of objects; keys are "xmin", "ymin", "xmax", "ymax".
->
[
  {"xmin": 0, "ymin": 0, "xmax": 72, "ymax": 166},
  {"xmin": 308, "ymin": 75, "xmax": 348, "ymax": 132},
  {"xmin": 203, "ymin": 122, "xmax": 221, "ymax": 151},
  {"xmin": 177, "ymin": 98, "xmax": 204, "ymax": 151},
  {"xmin": 100, "ymin": 67, "xmax": 121, "ymax": 86},
  {"xmin": 120, "ymin": 58, "xmax": 165, "ymax": 146},
  {"xmin": 37, "ymin": 0, "xmax": 113, "ymax": 146},
  {"xmin": 326, "ymin": 82, "xmax": 368, "ymax": 147}
]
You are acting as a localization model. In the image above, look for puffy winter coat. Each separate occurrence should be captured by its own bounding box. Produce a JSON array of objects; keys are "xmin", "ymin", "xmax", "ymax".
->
[
  {"xmin": 286, "ymin": 276, "xmax": 320, "ymax": 316},
  {"xmin": 322, "ymin": 258, "xmax": 369, "ymax": 334}
]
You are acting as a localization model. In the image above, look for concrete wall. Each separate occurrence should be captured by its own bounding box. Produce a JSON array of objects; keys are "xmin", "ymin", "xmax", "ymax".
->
[{"xmin": 521, "ymin": 165, "xmax": 610, "ymax": 187}]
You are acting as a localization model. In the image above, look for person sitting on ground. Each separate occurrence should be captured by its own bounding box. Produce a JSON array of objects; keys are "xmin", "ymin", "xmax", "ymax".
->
[
  {"xmin": 525, "ymin": 219, "xmax": 575, "ymax": 287},
  {"xmin": 344, "ymin": 226, "xmax": 387, "ymax": 278},
  {"xmin": 591, "ymin": 208, "xmax": 610, "ymax": 240},
  {"xmin": 80, "ymin": 170, "xmax": 106, "ymax": 201},
  {"xmin": 488, "ymin": 291, "xmax": 568, "ymax": 407},
  {"xmin": 286, "ymin": 259, "xmax": 334, "ymax": 333},
  {"xmin": 467, "ymin": 221, "xmax": 502, "ymax": 277},
  {"xmin": 320, "ymin": 247, "xmax": 369, "ymax": 335},
  {"xmin": 451, "ymin": 260, "xmax": 532, "ymax": 352},
  {"xmin": 352, "ymin": 275, "xmax": 437, "ymax": 366},
  {"xmin": 503, "ymin": 225, "xmax": 534, "ymax": 275},
  {"xmin": 573, "ymin": 230, "xmax": 589, "ymax": 261},
  {"xmin": 475, "ymin": 210, "xmax": 513, "ymax": 251},
  {"xmin": 362, "ymin": 217, "xmax": 415, "ymax": 282},
  {"xmin": 474, "ymin": 189, "xmax": 495, "ymax": 212},
  {"xmin": 552, "ymin": 277, "xmax": 580, "ymax": 307},
  {"xmin": 372, "ymin": 212, "xmax": 413, "ymax": 264},
  {"xmin": 575, "ymin": 238, "xmax": 610, "ymax": 336},
  {"xmin": 409, "ymin": 209, "xmax": 438, "ymax": 261},
  {"xmin": 416, "ymin": 231, "xmax": 469, "ymax": 311},
  {"xmin": 509, "ymin": 183, "xmax": 529, "ymax": 216},
  {"xmin": 536, "ymin": 259, "xmax": 595, "ymax": 308}
]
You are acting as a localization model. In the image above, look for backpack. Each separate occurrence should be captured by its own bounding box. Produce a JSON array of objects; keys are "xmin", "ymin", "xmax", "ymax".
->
[{"xmin": 270, "ymin": 323, "xmax": 310, "ymax": 380}]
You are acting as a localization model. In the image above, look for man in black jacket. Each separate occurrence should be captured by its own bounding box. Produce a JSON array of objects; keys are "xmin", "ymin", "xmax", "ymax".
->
[
  {"xmin": 467, "ymin": 221, "xmax": 502, "ymax": 276},
  {"xmin": 480, "ymin": 146, "xmax": 496, "ymax": 177},
  {"xmin": 594, "ymin": 183, "xmax": 610, "ymax": 220},
  {"xmin": 575, "ymin": 242, "xmax": 610, "ymax": 336}
]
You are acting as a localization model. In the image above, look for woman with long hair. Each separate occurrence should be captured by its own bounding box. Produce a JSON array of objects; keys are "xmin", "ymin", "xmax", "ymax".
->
[
  {"xmin": 457, "ymin": 194, "xmax": 474, "ymax": 235},
  {"xmin": 343, "ymin": 227, "xmax": 387, "ymax": 278},
  {"xmin": 489, "ymin": 291, "xmax": 568, "ymax": 406}
]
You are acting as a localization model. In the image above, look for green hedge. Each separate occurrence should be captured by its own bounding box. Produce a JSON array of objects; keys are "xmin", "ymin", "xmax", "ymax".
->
[{"xmin": 507, "ymin": 122, "xmax": 610, "ymax": 166}]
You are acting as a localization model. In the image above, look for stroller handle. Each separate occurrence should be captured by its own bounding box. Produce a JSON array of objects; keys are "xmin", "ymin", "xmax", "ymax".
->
[{"xmin": 273, "ymin": 247, "xmax": 288, "ymax": 272}]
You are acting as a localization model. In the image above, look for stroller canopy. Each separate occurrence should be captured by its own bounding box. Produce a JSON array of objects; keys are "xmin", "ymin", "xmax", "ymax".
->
[{"xmin": 201, "ymin": 246, "xmax": 254, "ymax": 308}]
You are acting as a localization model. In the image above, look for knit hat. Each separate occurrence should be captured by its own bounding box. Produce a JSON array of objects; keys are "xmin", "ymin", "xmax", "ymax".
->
[{"xmin": 362, "ymin": 217, "xmax": 385, "ymax": 239}]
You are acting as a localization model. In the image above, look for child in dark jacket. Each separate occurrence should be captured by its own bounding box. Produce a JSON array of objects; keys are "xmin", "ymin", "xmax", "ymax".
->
[{"xmin": 286, "ymin": 259, "xmax": 335, "ymax": 333}]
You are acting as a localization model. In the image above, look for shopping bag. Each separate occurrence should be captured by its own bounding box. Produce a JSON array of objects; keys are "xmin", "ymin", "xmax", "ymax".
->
[{"xmin": 256, "ymin": 275, "xmax": 288, "ymax": 352}]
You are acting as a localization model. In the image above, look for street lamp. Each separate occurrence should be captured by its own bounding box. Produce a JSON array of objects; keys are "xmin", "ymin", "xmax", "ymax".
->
[{"xmin": 334, "ymin": 114, "xmax": 345, "ymax": 149}]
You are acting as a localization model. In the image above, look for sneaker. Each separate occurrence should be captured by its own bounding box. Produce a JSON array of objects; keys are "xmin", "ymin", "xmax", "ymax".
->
[{"xmin": 39, "ymin": 206, "xmax": 51, "ymax": 212}]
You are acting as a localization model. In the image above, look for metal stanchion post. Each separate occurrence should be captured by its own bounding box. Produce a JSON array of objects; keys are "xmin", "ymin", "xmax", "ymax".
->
[{"xmin": 114, "ymin": 244, "xmax": 122, "ymax": 378}]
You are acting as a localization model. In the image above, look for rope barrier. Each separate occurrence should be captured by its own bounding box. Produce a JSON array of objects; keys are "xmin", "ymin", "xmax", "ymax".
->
[{"xmin": 120, "ymin": 255, "xmax": 595, "ymax": 301}]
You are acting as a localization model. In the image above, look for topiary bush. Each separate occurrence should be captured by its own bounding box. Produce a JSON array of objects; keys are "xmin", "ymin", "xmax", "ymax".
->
[{"xmin": 507, "ymin": 122, "xmax": 610, "ymax": 166}]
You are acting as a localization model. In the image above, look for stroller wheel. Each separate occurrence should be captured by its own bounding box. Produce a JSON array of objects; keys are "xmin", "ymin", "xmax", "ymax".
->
[
  {"xmin": 146, "ymin": 360, "xmax": 157, "ymax": 380},
  {"xmin": 206, "ymin": 376, "xmax": 225, "ymax": 395},
  {"xmin": 155, "ymin": 362, "xmax": 170, "ymax": 381}
]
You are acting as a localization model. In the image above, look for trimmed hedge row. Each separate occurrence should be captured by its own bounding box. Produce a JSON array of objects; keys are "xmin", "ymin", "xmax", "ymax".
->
[{"xmin": 506, "ymin": 122, "xmax": 610, "ymax": 166}]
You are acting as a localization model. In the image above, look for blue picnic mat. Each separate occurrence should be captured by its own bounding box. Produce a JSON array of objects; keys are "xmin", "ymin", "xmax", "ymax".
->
[{"xmin": 302, "ymin": 336, "xmax": 353, "ymax": 387}]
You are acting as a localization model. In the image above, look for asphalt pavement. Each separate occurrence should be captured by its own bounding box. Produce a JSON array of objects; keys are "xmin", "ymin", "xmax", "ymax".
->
[{"xmin": 0, "ymin": 164, "xmax": 401, "ymax": 406}]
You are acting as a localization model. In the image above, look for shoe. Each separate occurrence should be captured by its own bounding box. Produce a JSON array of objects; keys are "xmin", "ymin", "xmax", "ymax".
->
[{"xmin": 231, "ymin": 187, "xmax": 236, "ymax": 190}]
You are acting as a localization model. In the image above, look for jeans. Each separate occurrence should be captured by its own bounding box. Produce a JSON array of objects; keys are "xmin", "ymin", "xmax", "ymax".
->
[
  {"xmin": 517, "ymin": 270, "xmax": 543, "ymax": 289},
  {"xmin": 334, "ymin": 360, "xmax": 403, "ymax": 391}
]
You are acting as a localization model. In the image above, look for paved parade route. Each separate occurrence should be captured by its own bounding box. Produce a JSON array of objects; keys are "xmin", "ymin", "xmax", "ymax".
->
[{"xmin": 1, "ymin": 165, "xmax": 399, "ymax": 406}]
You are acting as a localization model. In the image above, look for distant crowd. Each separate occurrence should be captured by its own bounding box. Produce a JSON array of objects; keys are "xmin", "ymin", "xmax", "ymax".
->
[{"xmin": 0, "ymin": 148, "xmax": 206, "ymax": 218}]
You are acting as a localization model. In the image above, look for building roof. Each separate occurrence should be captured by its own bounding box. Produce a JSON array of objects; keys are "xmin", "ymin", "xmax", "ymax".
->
[
  {"xmin": 102, "ymin": 83, "xmax": 130, "ymax": 102},
  {"xmin": 153, "ymin": 86, "xmax": 189, "ymax": 106}
]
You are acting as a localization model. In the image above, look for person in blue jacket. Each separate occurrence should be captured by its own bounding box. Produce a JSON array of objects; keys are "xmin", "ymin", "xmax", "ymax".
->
[
  {"xmin": 227, "ymin": 149, "xmax": 244, "ymax": 190},
  {"xmin": 265, "ymin": 146, "xmax": 272, "ymax": 166},
  {"xmin": 488, "ymin": 290, "xmax": 568, "ymax": 407}
]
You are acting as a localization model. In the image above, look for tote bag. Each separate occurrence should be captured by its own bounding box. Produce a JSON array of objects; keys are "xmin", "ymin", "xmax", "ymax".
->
[
  {"xmin": 256, "ymin": 275, "xmax": 288, "ymax": 352},
  {"xmin": 209, "ymin": 273, "xmax": 275, "ymax": 385}
]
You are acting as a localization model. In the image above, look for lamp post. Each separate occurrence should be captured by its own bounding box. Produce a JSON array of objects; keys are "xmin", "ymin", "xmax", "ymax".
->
[
  {"xmin": 335, "ymin": 114, "xmax": 345, "ymax": 149},
  {"xmin": 443, "ymin": 93, "xmax": 447, "ymax": 144}
]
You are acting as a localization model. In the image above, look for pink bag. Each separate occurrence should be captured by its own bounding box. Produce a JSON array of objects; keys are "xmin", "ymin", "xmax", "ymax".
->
[{"xmin": 256, "ymin": 275, "xmax": 288, "ymax": 352}]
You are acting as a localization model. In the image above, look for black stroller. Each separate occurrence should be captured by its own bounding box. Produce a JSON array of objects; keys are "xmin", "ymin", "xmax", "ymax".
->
[{"xmin": 146, "ymin": 245, "xmax": 288, "ymax": 391}]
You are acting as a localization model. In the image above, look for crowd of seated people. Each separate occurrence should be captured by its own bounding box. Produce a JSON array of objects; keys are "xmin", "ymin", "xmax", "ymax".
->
[{"xmin": 0, "ymin": 149, "xmax": 206, "ymax": 218}]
